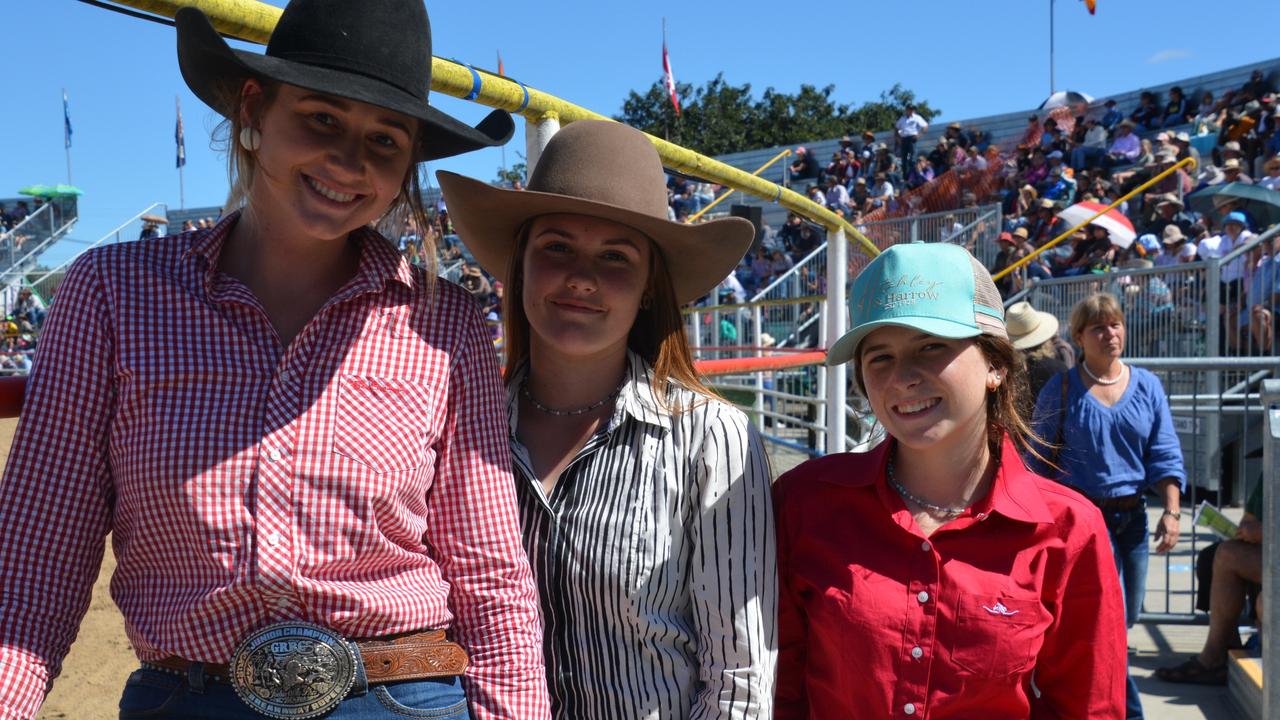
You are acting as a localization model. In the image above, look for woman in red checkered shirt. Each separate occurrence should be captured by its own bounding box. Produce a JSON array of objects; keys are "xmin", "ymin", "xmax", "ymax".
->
[{"xmin": 0, "ymin": 2, "xmax": 549, "ymax": 719}]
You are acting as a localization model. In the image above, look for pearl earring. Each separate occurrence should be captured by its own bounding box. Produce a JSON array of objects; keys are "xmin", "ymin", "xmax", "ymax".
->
[{"xmin": 239, "ymin": 127, "xmax": 262, "ymax": 152}]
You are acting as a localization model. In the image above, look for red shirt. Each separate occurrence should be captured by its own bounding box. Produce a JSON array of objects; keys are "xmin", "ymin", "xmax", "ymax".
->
[
  {"xmin": 774, "ymin": 437, "xmax": 1126, "ymax": 719},
  {"xmin": 0, "ymin": 214, "xmax": 549, "ymax": 719}
]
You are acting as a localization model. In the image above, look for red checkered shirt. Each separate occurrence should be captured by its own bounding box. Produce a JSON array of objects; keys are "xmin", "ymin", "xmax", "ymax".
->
[{"xmin": 0, "ymin": 213, "xmax": 550, "ymax": 720}]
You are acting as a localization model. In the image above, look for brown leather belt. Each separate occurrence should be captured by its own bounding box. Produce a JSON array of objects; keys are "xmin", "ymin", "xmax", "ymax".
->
[
  {"xmin": 148, "ymin": 629, "xmax": 468, "ymax": 684},
  {"xmin": 1092, "ymin": 494, "xmax": 1143, "ymax": 511}
]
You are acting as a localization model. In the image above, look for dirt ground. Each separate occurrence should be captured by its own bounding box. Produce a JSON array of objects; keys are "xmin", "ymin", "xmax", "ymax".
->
[{"xmin": 0, "ymin": 418, "xmax": 133, "ymax": 719}]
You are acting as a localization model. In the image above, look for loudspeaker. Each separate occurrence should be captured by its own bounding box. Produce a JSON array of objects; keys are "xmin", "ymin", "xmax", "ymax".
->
[{"xmin": 730, "ymin": 204, "xmax": 764, "ymax": 246}]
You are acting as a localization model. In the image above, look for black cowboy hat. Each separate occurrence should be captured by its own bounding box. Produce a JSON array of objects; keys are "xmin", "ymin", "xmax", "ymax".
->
[{"xmin": 176, "ymin": 0, "xmax": 513, "ymax": 162}]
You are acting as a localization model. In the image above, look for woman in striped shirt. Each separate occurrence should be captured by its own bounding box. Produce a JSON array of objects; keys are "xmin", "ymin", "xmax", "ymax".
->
[{"xmin": 439, "ymin": 120, "xmax": 777, "ymax": 719}]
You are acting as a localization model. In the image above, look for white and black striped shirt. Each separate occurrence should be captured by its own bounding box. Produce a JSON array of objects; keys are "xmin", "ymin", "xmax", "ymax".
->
[{"xmin": 508, "ymin": 352, "xmax": 777, "ymax": 719}]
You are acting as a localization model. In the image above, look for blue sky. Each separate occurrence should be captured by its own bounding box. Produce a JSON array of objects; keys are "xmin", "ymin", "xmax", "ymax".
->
[{"xmin": 5, "ymin": 0, "xmax": 1278, "ymax": 266}]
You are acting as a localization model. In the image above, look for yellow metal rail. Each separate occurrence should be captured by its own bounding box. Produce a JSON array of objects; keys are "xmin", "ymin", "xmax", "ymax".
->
[
  {"xmin": 992, "ymin": 157, "xmax": 1199, "ymax": 281},
  {"xmin": 688, "ymin": 149, "xmax": 791, "ymax": 222},
  {"xmin": 106, "ymin": 0, "xmax": 882, "ymax": 257}
]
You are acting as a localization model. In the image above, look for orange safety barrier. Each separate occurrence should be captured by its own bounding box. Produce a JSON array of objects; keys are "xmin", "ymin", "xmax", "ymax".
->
[
  {"xmin": 0, "ymin": 352, "xmax": 832, "ymax": 418},
  {"xmin": 694, "ymin": 351, "xmax": 827, "ymax": 377}
]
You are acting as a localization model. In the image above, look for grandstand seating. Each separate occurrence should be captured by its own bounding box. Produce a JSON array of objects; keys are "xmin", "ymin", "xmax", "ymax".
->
[{"xmin": 712, "ymin": 58, "xmax": 1279, "ymax": 230}]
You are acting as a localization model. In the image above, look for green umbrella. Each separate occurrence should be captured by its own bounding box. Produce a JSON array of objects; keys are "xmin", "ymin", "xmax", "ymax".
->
[
  {"xmin": 1186, "ymin": 182, "xmax": 1280, "ymax": 231},
  {"xmin": 49, "ymin": 184, "xmax": 84, "ymax": 197},
  {"xmin": 17, "ymin": 184, "xmax": 54, "ymax": 197}
]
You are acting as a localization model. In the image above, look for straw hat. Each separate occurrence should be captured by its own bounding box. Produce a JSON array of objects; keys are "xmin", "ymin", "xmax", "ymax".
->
[
  {"xmin": 1004, "ymin": 301, "xmax": 1060, "ymax": 350},
  {"xmin": 437, "ymin": 121, "xmax": 754, "ymax": 305}
]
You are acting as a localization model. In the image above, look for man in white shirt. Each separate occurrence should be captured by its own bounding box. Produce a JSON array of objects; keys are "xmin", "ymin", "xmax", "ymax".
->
[
  {"xmin": 894, "ymin": 103, "xmax": 929, "ymax": 176},
  {"xmin": 824, "ymin": 175, "xmax": 850, "ymax": 213},
  {"xmin": 870, "ymin": 172, "xmax": 895, "ymax": 201}
]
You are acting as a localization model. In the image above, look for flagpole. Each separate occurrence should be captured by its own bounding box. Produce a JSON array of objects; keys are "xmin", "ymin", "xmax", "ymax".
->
[
  {"xmin": 177, "ymin": 95, "xmax": 186, "ymax": 209},
  {"xmin": 1049, "ymin": 0, "xmax": 1056, "ymax": 95},
  {"xmin": 63, "ymin": 88, "xmax": 73, "ymax": 184}
]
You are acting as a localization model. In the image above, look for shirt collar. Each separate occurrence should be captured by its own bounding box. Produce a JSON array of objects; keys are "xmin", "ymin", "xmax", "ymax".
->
[
  {"xmin": 505, "ymin": 350, "xmax": 675, "ymax": 435},
  {"xmin": 818, "ymin": 435, "xmax": 1055, "ymax": 526},
  {"xmin": 182, "ymin": 210, "xmax": 418, "ymax": 294}
]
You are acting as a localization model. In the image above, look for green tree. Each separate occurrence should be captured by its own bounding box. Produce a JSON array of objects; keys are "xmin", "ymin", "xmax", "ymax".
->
[
  {"xmin": 615, "ymin": 76, "xmax": 941, "ymax": 156},
  {"xmin": 493, "ymin": 159, "xmax": 528, "ymax": 187}
]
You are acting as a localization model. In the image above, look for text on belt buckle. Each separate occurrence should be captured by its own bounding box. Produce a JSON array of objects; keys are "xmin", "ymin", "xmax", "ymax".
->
[{"xmin": 229, "ymin": 621, "xmax": 358, "ymax": 719}]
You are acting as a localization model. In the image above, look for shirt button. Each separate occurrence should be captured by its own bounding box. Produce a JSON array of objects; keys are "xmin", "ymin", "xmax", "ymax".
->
[
  {"xmin": 917, "ymin": 590, "xmax": 930, "ymax": 603},
  {"xmin": 920, "ymin": 541, "xmax": 932, "ymax": 552},
  {"xmin": 904, "ymin": 703, "xmax": 917, "ymax": 715},
  {"xmin": 911, "ymin": 646, "xmax": 923, "ymax": 659},
  {"xmin": 268, "ymin": 448, "xmax": 283, "ymax": 463},
  {"xmin": 267, "ymin": 532, "xmax": 282, "ymax": 547}
]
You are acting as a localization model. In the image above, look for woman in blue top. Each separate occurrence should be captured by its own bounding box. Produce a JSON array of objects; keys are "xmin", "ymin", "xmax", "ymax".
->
[{"xmin": 1029, "ymin": 292, "xmax": 1185, "ymax": 720}]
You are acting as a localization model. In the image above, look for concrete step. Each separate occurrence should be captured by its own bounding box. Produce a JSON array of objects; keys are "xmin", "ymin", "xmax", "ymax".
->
[{"xmin": 1228, "ymin": 648, "xmax": 1262, "ymax": 720}]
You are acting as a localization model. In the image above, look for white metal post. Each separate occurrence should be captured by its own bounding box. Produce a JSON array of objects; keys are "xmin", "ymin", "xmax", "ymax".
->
[
  {"xmin": 1261, "ymin": 379, "xmax": 1279, "ymax": 719},
  {"xmin": 753, "ymin": 304, "xmax": 765, "ymax": 433},
  {"xmin": 525, "ymin": 113, "xmax": 561, "ymax": 177},
  {"xmin": 825, "ymin": 228, "xmax": 848, "ymax": 454},
  {"xmin": 815, "ymin": 297, "xmax": 828, "ymax": 455}
]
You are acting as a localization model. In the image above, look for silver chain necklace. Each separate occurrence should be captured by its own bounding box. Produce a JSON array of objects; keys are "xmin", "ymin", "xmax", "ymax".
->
[
  {"xmin": 522, "ymin": 378, "xmax": 623, "ymax": 417},
  {"xmin": 1081, "ymin": 360, "xmax": 1125, "ymax": 386},
  {"xmin": 886, "ymin": 456, "xmax": 970, "ymax": 517}
]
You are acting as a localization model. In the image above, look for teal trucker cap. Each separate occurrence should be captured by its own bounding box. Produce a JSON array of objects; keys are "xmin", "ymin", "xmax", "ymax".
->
[{"xmin": 825, "ymin": 242, "xmax": 1007, "ymax": 367}]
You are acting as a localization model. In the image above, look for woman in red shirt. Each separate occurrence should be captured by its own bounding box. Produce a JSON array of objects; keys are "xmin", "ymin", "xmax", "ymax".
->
[{"xmin": 774, "ymin": 242, "xmax": 1127, "ymax": 719}]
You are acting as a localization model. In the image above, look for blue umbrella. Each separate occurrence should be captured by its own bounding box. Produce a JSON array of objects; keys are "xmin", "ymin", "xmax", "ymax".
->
[{"xmin": 1186, "ymin": 182, "xmax": 1280, "ymax": 231}]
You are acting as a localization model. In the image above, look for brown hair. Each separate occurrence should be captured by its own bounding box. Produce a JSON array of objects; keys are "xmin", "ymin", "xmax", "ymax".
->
[
  {"xmin": 502, "ymin": 222, "xmax": 717, "ymax": 409},
  {"xmin": 1068, "ymin": 292, "xmax": 1124, "ymax": 344},
  {"xmin": 211, "ymin": 79, "xmax": 437, "ymax": 278},
  {"xmin": 851, "ymin": 333, "xmax": 1051, "ymax": 466}
]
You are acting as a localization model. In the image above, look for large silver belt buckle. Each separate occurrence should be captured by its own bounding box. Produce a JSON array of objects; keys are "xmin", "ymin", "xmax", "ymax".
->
[{"xmin": 229, "ymin": 621, "xmax": 359, "ymax": 719}]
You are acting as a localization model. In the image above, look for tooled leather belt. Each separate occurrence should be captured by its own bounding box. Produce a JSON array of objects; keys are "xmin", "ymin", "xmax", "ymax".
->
[{"xmin": 144, "ymin": 623, "xmax": 468, "ymax": 719}]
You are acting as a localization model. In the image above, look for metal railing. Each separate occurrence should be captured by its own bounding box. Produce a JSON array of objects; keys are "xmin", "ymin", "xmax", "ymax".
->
[
  {"xmin": 0, "ymin": 199, "xmax": 78, "ymax": 277},
  {"xmin": 856, "ymin": 203, "xmax": 1004, "ymax": 265},
  {"xmin": 23, "ymin": 202, "xmax": 166, "ymax": 303}
]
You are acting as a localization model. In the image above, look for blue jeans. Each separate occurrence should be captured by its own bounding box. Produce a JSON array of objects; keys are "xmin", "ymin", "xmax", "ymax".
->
[
  {"xmin": 118, "ymin": 666, "xmax": 470, "ymax": 719},
  {"xmin": 1102, "ymin": 504, "xmax": 1148, "ymax": 720}
]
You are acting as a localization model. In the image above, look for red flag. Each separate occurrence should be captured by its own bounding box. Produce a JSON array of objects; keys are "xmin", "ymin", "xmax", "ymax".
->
[
  {"xmin": 662, "ymin": 36, "xmax": 680, "ymax": 117},
  {"xmin": 1082, "ymin": 0, "xmax": 1097, "ymax": 14},
  {"xmin": 497, "ymin": 50, "xmax": 504, "ymax": 77}
]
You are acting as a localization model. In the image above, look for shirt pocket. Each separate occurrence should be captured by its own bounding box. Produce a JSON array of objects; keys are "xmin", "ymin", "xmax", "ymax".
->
[
  {"xmin": 948, "ymin": 590, "xmax": 1050, "ymax": 678},
  {"xmin": 332, "ymin": 374, "xmax": 437, "ymax": 473}
]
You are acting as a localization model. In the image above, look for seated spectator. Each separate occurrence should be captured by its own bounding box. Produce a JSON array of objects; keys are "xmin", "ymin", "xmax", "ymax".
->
[
  {"xmin": 1023, "ymin": 149, "xmax": 1050, "ymax": 187},
  {"xmin": 1130, "ymin": 90, "xmax": 1162, "ymax": 131},
  {"xmin": 823, "ymin": 175, "xmax": 849, "ymax": 212},
  {"xmin": 927, "ymin": 138, "xmax": 953, "ymax": 175},
  {"xmin": 1101, "ymin": 98, "xmax": 1123, "ymax": 130},
  {"xmin": 906, "ymin": 154, "xmax": 934, "ymax": 189},
  {"xmin": 1059, "ymin": 223, "xmax": 1116, "ymax": 276},
  {"xmin": 1240, "ymin": 69, "xmax": 1272, "ymax": 103},
  {"xmin": 959, "ymin": 145, "xmax": 988, "ymax": 173},
  {"xmin": 457, "ymin": 263, "xmax": 491, "ymax": 303},
  {"xmin": 1106, "ymin": 120, "xmax": 1142, "ymax": 166},
  {"xmin": 1157, "ymin": 225, "xmax": 1191, "ymax": 266},
  {"xmin": 943, "ymin": 121, "xmax": 968, "ymax": 149},
  {"xmin": 1260, "ymin": 155, "xmax": 1280, "ymax": 191},
  {"xmin": 805, "ymin": 184, "xmax": 827, "ymax": 208},
  {"xmin": 869, "ymin": 172, "xmax": 894, "ymax": 201},
  {"xmin": 748, "ymin": 246, "xmax": 774, "ymax": 293},
  {"xmin": 1170, "ymin": 131, "xmax": 1201, "ymax": 170},
  {"xmin": 1155, "ymin": 479, "xmax": 1263, "ymax": 685},
  {"xmin": 1143, "ymin": 193, "xmax": 1194, "ymax": 240},
  {"xmin": 1044, "ymin": 166, "xmax": 1077, "ymax": 204},
  {"xmin": 856, "ymin": 131, "xmax": 877, "ymax": 176},
  {"xmin": 1071, "ymin": 117, "xmax": 1110, "ymax": 171},
  {"xmin": 1223, "ymin": 158, "xmax": 1254, "ymax": 184},
  {"xmin": 1027, "ymin": 198, "xmax": 1063, "ymax": 246},
  {"xmin": 789, "ymin": 146, "xmax": 819, "ymax": 181},
  {"xmin": 1161, "ymin": 86, "xmax": 1192, "ymax": 127}
]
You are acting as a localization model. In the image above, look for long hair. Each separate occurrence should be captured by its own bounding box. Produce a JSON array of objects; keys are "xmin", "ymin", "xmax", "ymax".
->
[
  {"xmin": 850, "ymin": 333, "xmax": 1053, "ymax": 467},
  {"xmin": 210, "ymin": 79, "xmax": 437, "ymax": 279},
  {"xmin": 502, "ymin": 222, "xmax": 717, "ymax": 409}
]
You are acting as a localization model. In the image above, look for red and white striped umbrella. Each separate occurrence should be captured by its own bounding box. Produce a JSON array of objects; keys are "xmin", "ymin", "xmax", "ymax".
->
[{"xmin": 1056, "ymin": 201, "xmax": 1136, "ymax": 248}]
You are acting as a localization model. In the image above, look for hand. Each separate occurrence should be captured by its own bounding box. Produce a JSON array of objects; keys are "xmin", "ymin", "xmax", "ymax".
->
[
  {"xmin": 1153, "ymin": 511, "xmax": 1181, "ymax": 553},
  {"xmin": 1237, "ymin": 518, "xmax": 1263, "ymax": 544}
]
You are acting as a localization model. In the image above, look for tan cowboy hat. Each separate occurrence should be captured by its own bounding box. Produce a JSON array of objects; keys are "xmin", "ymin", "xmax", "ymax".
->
[
  {"xmin": 437, "ymin": 120, "xmax": 754, "ymax": 305},
  {"xmin": 1155, "ymin": 193, "xmax": 1184, "ymax": 210},
  {"xmin": 1004, "ymin": 301, "xmax": 1060, "ymax": 350},
  {"xmin": 1162, "ymin": 224, "xmax": 1186, "ymax": 244}
]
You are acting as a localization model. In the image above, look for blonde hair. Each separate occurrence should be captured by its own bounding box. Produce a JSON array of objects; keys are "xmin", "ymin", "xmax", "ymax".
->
[
  {"xmin": 211, "ymin": 79, "xmax": 437, "ymax": 278},
  {"xmin": 1068, "ymin": 293, "xmax": 1124, "ymax": 343},
  {"xmin": 502, "ymin": 222, "xmax": 718, "ymax": 410}
]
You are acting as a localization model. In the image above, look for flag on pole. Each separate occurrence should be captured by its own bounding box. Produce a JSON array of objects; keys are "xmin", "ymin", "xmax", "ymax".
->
[
  {"xmin": 63, "ymin": 90, "xmax": 72, "ymax": 148},
  {"xmin": 176, "ymin": 98, "xmax": 187, "ymax": 168},
  {"xmin": 497, "ymin": 51, "xmax": 504, "ymax": 77},
  {"xmin": 662, "ymin": 25, "xmax": 680, "ymax": 117}
]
